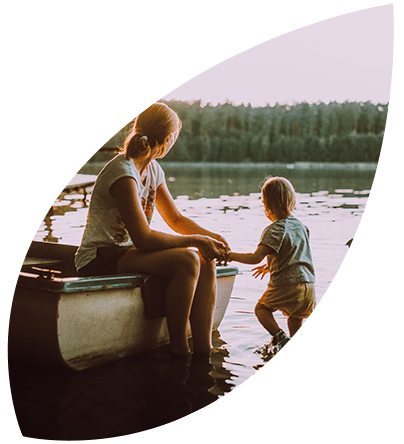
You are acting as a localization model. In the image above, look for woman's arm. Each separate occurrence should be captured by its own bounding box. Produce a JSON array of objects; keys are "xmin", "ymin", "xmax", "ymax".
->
[
  {"xmin": 228, "ymin": 244, "xmax": 275, "ymax": 265},
  {"xmin": 156, "ymin": 181, "xmax": 229, "ymax": 249},
  {"xmin": 111, "ymin": 177, "xmax": 226, "ymax": 260}
]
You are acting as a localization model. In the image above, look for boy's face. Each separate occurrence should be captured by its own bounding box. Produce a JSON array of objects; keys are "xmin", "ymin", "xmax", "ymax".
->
[
  {"xmin": 266, "ymin": 210, "xmax": 278, "ymax": 222},
  {"xmin": 262, "ymin": 197, "xmax": 278, "ymax": 222}
]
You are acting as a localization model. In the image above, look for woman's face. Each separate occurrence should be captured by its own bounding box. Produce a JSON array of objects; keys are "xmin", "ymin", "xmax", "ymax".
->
[{"xmin": 156, "ymin": 131, "xmax": 179, "ymax": 159}]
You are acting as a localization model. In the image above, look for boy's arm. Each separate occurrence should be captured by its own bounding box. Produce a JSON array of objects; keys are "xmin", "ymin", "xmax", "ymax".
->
[{"xmin": 228, "ymin": 244, "xmax": 275, "ymax": 265}]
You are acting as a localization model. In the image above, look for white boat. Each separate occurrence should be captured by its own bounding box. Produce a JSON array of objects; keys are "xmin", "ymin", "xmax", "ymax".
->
[{"xmin": 8, "ymin": 241, "xmax": 238, "ymax": 371}]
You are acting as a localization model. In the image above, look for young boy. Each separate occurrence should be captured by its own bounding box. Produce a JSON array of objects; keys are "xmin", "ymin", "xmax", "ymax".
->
[{"xmin": 227, "ymin": 176, "xmax": 316, "ymax": 360}]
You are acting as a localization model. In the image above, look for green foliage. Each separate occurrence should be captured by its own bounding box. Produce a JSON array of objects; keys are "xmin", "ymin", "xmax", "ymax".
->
[{"xmin": 105, "ymin": 100, "xmax": 388, "ymax": 163}]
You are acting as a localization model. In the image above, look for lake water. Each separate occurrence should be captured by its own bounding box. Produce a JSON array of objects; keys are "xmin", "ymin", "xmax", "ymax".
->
[{"xmin": 10, "ymin": 162, "xmax": 376, "ymax": 439}]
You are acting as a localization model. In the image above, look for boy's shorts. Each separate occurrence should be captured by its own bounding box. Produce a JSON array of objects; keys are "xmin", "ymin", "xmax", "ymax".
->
[
  {"xmin": 257, "ymin": 282, "xmax": 316, "ymax": 319},
  {"xmin": 77, "ymin": 246, "xmax": 131, "ymax": 277}
]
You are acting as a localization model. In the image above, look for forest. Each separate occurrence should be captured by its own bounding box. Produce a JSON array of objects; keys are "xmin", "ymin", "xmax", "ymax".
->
[{"xmin": 103, "ymin": 100, "xmax": 388, "ymax": 163}]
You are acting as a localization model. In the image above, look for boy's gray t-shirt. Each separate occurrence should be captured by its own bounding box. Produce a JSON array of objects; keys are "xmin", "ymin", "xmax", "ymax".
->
[{"xmin": 259, "ymin": 215, "xmax": 315, "ymax": 287}]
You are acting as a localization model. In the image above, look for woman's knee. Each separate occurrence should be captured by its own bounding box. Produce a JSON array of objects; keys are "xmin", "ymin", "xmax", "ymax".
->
[{"xmin": 176, "ymin": 248, "xmax": 201, "ymax": 277}]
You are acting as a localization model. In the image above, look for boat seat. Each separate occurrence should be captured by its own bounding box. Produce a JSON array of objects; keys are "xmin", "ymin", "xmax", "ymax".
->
[
  {"xmin": 23, "ymin": 257, "xmax": 66, "ymax": 267},
  {"xmin": 21, "ymin": 257, "xmax": 67, "ymax": 277}
]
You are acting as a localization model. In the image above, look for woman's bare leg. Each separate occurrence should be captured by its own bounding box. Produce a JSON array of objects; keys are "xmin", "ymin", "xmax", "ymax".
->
[
  {"xmin": 117, "ymin": 247, "xmax": 200, "ymax": 355},
  {"xmin": 189, "ymin": 258, "xmax": 216, "ymax": 354}
]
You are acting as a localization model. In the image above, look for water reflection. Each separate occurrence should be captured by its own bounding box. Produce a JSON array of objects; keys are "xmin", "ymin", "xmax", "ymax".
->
[
  {"xmin": 9, "ymin": 331, "xmax": 235, "ymax": 440},
  {"xmin": 159, "ymin": 163, "xmax": 376, "ymax": 198},
  {"xmin": 43, "ymin": 205, "xmax": 84, "ymax": 243},
  {"xmin": 78, "ymin": 161, "xmax": 376, "ymax": 199}
]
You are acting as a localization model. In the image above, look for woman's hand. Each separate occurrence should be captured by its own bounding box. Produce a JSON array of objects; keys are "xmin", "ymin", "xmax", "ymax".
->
[
  {"xmin": 194, "ymin": 235, "xmax": 228, "ymax": 263},
  {"xmin": 209, "ymin": 232, "xmax": 230, "ymax": 252},
  {"xmin": 252, "ymin": 264, "xmax": 269, "ymax": 280},
  {"xmin": 208, "ymin": 233, "xmax": 230, "ymax": 265}
]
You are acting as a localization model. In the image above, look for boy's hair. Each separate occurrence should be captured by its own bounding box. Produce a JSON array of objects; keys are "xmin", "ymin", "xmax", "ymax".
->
[
  {"xmin": 123, "ymin": 102, "xmax": 182, "ymax": 159},
  {"xmin": 261, "ymin": 176, "xmax": 296, "ymax": 220}
]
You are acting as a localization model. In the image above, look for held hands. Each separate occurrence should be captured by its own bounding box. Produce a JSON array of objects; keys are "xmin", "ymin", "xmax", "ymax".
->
[
  {"xmin": 196, "ymin": 235, "xmax": 229, "ymax": 264},
  {"xmin": 209, "ymin": 233, "xmax": 230, "ymax": 265},
  {"xmin": 210, "ymin": 233, "xmax": 230, "ymax": 252},
  {"xmin": 252, "ymin": 264, "xmax": 269, "ymax": 280}
]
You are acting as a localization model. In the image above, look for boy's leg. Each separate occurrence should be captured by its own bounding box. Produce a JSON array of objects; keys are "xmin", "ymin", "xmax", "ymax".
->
[
  {"xmin": 254, "ymin": 303, "xmax": 290, "ymax": 361},
  {"xmin": 254, "ymin": 302, "xmax": 280, "ymax": 336},
  {"xmin": 288, "ymin": 316, "xmax": 303, "ymax": 337}
]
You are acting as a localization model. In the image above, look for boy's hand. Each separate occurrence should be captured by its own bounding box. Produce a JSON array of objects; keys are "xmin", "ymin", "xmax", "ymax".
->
[{"xmin": 252, "ymin": 264, "xmax": 269, "ymax": 280}]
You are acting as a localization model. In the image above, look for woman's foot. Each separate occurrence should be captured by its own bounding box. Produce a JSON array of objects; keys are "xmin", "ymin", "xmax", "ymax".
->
[
  {"xmin": 192, "ymin": 347, "xmax": 217, "ymax": 365},
  {"xmin": 169, "ymin": 348, "xmax": 192, "ymax": 361}
]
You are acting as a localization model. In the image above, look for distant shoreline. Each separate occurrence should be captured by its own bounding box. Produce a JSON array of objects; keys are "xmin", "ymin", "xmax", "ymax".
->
[
  {"xmin": 159, "ymin": 161, "xmax": 378, "ymax": 170},
  {"xmin": 79, "ymin": 160, "xmax": 378, "ymax": 175}
]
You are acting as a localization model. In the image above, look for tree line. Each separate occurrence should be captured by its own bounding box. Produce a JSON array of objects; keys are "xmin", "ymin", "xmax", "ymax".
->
[{"xmin": 103, "ymin": 99, "xmax": 388, "ymax": 163}]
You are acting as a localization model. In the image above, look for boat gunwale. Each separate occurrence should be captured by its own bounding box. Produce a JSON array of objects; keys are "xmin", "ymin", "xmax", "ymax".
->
[{"xmin": 16, "ymin": 266, "xmax": 239, "ymax": 293}]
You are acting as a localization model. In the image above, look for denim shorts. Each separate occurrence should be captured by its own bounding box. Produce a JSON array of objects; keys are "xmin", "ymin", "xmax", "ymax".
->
[{"xmin": 77, "ymin": 246, "xmax": 132, "ymax": 277}]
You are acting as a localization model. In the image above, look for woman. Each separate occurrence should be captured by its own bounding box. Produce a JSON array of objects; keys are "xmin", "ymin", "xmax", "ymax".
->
[{"xmin": 75, "ymin": 102, "xmax": 229, "ymax": 357}]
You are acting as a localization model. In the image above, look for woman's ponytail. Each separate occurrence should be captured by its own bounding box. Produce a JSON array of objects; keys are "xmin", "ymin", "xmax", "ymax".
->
[{"xmin": 124, "ymin": 133, "xmax": 158, "ymax": 159}]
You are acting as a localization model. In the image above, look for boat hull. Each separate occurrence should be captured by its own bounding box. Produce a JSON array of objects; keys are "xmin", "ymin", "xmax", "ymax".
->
[{"xmin": 9, "ymin": 268, "xmax": 238, "ymax": 371}]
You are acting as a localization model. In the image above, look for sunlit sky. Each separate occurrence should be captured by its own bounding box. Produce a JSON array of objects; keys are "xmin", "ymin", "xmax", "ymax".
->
[{"xmin": 164, "ymin": 6, "xmax": 393, "ymax": 107}]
